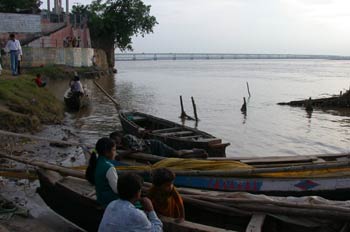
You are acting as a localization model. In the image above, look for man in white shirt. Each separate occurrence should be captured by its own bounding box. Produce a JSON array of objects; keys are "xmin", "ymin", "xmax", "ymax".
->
[
  {"xmin": 98, "ymin": 173, "xmax": 163, "ymax": 232},
  {"xmin": 5, "ymin": 34, "xmax": 22, "ymax": 76}
]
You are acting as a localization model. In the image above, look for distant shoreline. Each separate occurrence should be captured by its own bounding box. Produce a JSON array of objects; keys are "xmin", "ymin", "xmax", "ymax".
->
[{"xmin": 116, "ymin": 53, "xmax": 350, "ymax": 61}]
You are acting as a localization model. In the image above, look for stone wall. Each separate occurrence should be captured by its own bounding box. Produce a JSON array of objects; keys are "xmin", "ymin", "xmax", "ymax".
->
[
  {"xmin": 2, "ymin": 47, "xmax": 108, "ymax": 68},
  {"xmin": 0, "ymin": 13, "xmax": 41, "ymax": 33}
]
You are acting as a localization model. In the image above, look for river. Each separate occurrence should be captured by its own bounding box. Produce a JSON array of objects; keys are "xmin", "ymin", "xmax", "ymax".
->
[{"xmin": 49, "ymin": 59, "xmax": 350, "ymax": 158}]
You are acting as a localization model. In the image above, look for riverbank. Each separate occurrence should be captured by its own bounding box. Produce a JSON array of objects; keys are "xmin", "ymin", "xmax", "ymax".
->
[{"xmin": 0, "ymin": 70, "xmax": 64, "ymax": 132}]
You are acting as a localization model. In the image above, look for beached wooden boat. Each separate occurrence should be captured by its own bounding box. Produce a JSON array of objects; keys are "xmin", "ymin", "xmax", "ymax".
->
[
  {"xmin": 36, "ymin": 169, "xmax": 350, "ymax": 232},
  {"xmin": 36, "ymin": 169, "xmax": 245, "ymax": 232},
  {"xmin": 117, "ymin": 152, "xmax": 350, "ymax": 201},
  {"xmin": 119, "ymin": 111, "xmax": 230, "ymax": 157},
  {"xmin": 64, "ymin": 89, "xmax": 89, "ymax": 111}
]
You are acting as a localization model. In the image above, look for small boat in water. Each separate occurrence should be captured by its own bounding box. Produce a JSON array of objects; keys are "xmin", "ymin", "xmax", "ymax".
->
[
  {"xmin": 64, "ymin": 89, "xmax": 89, "ymax": 111},
  {"xmin": 119, "ymin": 111, "xmax": 230, "ymax": 157}
]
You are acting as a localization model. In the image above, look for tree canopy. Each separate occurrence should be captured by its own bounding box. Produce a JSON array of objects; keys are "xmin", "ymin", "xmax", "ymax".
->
[
  {"xmin": 72, "ymin": 0, "xmax": 157, "ymax": 67},
  {"xmin": 0, "ymin": 0, "xmax": 42, "ymax": 14}
]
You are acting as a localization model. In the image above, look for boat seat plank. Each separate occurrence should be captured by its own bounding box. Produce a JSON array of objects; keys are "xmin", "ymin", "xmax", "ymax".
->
[
  {"xmin": 152, "ymin": 127, "xmax": 181, "ymax": 133},
  {"xmin": 161, "ymin": 216, "xmax": 236, "ymax": 232},
  {"xmin": 245, "ymin": 214, "xmax": 266, "ymax": 232},
  {"xmin": 196, "ymin": 138, "xmax": 222, "ymax": 145},
  {"xmin": 159, "ymin": 131, "xmax": 194, "ymax": 137},
  {"xmin": 130, "ymin": 116, "xmax": 147, "ymax": 122},
  {"xmin": 240, "ymin": 156, "xmax": 318, "ymax": 164},
  {"xmin": 178, "ymin": 135, "xmax": 203, "ymax": 139}
]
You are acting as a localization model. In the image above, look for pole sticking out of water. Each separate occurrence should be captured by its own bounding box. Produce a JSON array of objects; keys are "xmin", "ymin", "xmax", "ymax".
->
[
  {"xmin": 191, "ymin": 96, "xmax": 199, "ymax": 121},
  {"xmin": 246, "ymin": 82, "xmax": 251, "ymax": 98},
  {"xmin": 179, "ymin": 95, "xmax": 195, "ymax": 120}
]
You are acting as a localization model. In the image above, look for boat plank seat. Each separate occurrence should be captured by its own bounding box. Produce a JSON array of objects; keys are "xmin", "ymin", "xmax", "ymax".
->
[
  {"xmin": 178, "ymin": 135, "xmax": 203, "ymax": 139},
  {"xmin": 245, "ymin": 214, "xmax": 266, "ymax": 232},
  {"xmin": 240, "ymin": 156, "xmax": 318, "ymax": 165},
  {"xmin": 159, "ymin": 131, "xmax": 194, "ymax": 137},
  {"xmin": 196, "ymin": 138, "xmax": 222, "ymax": 145},
  {"xmin": 160, "ymin": 216, "xmax": 236, "ymax": 232},
  {"xmin": 152, "ymin": 127, "xmax": 181, "ymax": 134},
  {"xmin": 130, "ymin": 116, "xmax": 147, "ymax": 122}
]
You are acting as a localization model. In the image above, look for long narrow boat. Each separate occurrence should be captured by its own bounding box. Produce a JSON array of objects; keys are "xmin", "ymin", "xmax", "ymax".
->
[
  {"xmin": 36, "ymin": 169, "xmax": 350, "ymax": 232},
  {"xmin": 117, "ymin": 152, "xmax": 350, "ymax": 201},
  {"xmin": 36, "ymin": 169, "xmax": 245, "ymax": 232},
  {"xmin": 118, "ymin": 111, "xmax": 230, "ymax": 157}
]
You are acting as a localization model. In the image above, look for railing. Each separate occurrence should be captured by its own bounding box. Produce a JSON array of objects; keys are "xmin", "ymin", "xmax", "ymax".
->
[{"xmin": 115, "ymin": 53, "xmax": 350, "ymax": 61}]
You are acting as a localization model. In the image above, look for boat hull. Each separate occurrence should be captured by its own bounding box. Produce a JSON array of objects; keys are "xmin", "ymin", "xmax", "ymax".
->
[{"xmin": 119, "ymin": 111, "xmax": 229, "ymax": 157}]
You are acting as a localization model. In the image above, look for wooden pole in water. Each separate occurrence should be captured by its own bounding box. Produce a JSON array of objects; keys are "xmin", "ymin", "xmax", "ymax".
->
[
  {"xmin": 246, "ymin": 82, "xmax": 251, "ymax": 98},
  {"xmin": 180, "ymin": 95, "xmax": 186, "ymax": 119},
  {"xmin": 179, "ymin": 96, "xmax": 195, "ymax": 120},
  {"xmin": 191, "ymin": 96, "xmax": 199, "ymax": 121},
  {"xmin": 93, "ymin": 80, "xmax": 120, "ymax": 110}
]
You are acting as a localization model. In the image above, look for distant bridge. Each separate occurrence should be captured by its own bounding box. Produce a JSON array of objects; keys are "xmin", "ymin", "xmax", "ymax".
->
[{"xmin": 115, "ymin": 53, "xmax": 350, "ymax": 61}]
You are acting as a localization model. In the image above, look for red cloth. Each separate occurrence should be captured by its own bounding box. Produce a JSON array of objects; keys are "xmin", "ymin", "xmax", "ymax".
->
[{"xmin": 35, "ymin": 77, "xmax": 42, "ymax": 87}]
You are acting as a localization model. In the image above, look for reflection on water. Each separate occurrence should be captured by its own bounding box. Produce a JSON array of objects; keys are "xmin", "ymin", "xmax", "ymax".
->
[{"xmin": 49, "ymin": 59, "xmax": 350, "ymax": 158}]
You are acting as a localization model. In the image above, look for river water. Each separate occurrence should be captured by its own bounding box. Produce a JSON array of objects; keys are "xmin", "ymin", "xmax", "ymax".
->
[{"xmin": 50, "ymin": 59, "xmax": 350, "ymax": 158}]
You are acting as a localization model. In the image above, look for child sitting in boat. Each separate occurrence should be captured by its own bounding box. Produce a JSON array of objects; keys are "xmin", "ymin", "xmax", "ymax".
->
[
  {"xmin": 109, "ymin": 131, "xmax": 208, "ymax": 159},
  {"xmin": 85, "ymin": 137, "xmax": 119, "ymax": 206},
  {"xmin": 99, "ymin": 173, "xmax": 163, "ymax": 232},
  {"xmin": 148, "ymin": 168, "xmax": 185, "ymax": 222}
]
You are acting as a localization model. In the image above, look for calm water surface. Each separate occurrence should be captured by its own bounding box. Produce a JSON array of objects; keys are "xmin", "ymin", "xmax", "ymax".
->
[{"xmin": 54, "ymin": 59, "xmax": 350, "ymax": 158}]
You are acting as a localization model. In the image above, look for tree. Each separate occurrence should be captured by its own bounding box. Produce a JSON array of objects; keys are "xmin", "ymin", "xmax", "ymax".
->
[
  {"xmin": 0, "ymin": 0, "xmax": 42, "ymax": 14},
  {"xmin": 73, "ymin": 0, "xmax": 157, "ymax": 68}
]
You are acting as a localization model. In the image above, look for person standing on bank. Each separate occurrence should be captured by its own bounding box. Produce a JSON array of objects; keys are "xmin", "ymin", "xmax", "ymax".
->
[{"xmin": 5, "ymin": 34, "xmax": 22, "ymax": 76}]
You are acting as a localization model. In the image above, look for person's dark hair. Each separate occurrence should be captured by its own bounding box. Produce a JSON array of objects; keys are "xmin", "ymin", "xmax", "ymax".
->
[
  {"xmin": 74, "ymin": 75, "xmax": 80, "ymax": 81},
  {"xmin": 85, "ymin": 137, "xmax": 115, "ymax": 185},
  {"xmin": 152, "ymin": 168, "xmax": 175, "ymax": 187},
  {"xmin": 36, "ymin": 74, "xmax": 41, "ymax": 78},
  {"xmin": 109, "ymin": 131, "xmax": 123, "ymax": 142},
  {"xmin": 9, "ymin": 34, "xmax": 15, "ymax": 39},
  {"xmin": 118, "ymin": 173, "xmax": 143, "ymax": 200}
]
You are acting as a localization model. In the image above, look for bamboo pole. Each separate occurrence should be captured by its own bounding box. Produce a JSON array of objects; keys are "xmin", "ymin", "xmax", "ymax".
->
[
  {"xmin": 246, "ymin": 82, "xmax": 251, "ymax": 98},
  {"xmin": 93, "ymin": 80, "xmax": 120, "ymax": 110},
  {"xmin": 191, "ymin": 96, "xmax": 199, "ymax": 121},
  {"xmin": 179, "ymin": 95, "xmax": 195, "ymax": 120},
  {"xmin": 180, "ymin": 95, "xmax": 186, "ymax": 119},
  {"xmin": 0, "ymin": 152, "xmax": 85, "ymax": 179}
]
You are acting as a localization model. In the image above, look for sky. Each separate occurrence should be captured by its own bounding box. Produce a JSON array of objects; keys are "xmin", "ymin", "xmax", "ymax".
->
[{"xmin": 42, "ymin": 0, "xmax": 350, "ymax": 55}]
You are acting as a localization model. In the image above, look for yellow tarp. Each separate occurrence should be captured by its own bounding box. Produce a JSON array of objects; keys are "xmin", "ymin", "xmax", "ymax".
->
[{"xmin": 72, "ymin": 157, "xmax": 350, "ymax": 178}]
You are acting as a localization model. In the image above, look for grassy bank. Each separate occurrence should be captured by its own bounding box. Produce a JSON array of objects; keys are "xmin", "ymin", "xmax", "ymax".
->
[
  {"xmin": 25, "ymin": 65, "xmax": 107, "ymax": 79},
  {"xmin": 0, "ymin": 70, "xmax": 64, "ymax": 132}
]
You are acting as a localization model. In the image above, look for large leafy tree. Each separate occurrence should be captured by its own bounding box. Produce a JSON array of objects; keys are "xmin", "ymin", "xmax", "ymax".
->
[
  {"xmin": 73, "ymin": 0, "xmax": 157, "ymax": 67},
  {"xmin": 0, "ymin": 0, "xmax": 42, "ymax": 13}
]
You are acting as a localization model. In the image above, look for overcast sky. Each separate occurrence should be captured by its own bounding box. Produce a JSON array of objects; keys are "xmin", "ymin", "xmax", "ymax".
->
[{"xmin": 42, "ymin": 0, "xmax": 350, "ymax": 55}]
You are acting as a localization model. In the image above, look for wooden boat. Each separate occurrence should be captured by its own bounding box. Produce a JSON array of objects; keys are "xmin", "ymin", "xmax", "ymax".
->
[
  {"xmin": 64, "ymin": 88, "xmax": 89, "ymax": 111},
  {"xmin": 119, "ymin": 111, "xmax": 230, "ymax": 157},
  {"xmin": 1, "ymin": 151, "xmax": 349, "ymax": 232},
  {"xmin": 36, "ymin": 168, "xmax": 350, "ymax": 232},
  {"xmin": 36, "ymin": 169, "xmax": 245, "ymax": 232},
  {"xmin": 116, "ymin": 151, "xmax": 350, "ymax": 201}
]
